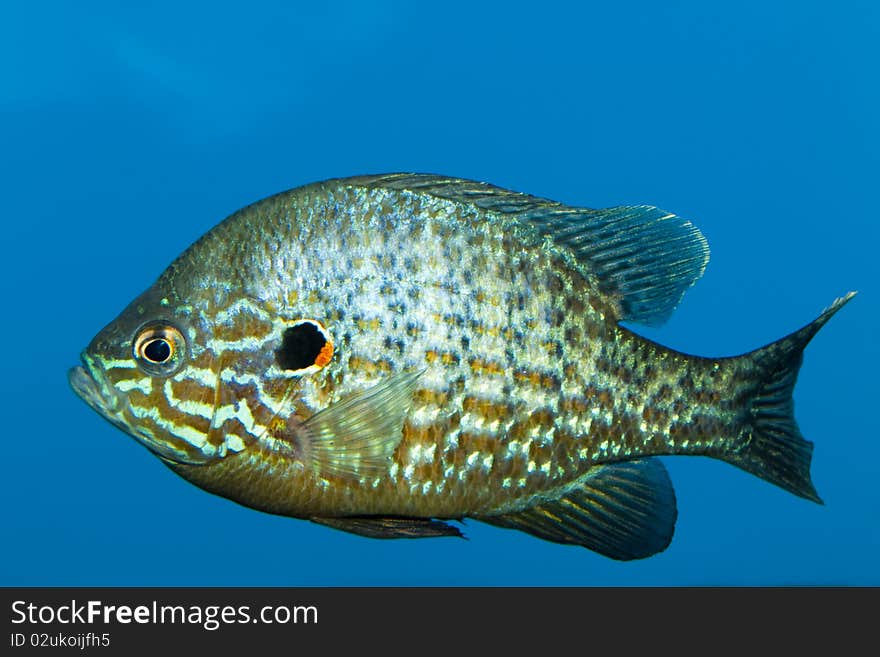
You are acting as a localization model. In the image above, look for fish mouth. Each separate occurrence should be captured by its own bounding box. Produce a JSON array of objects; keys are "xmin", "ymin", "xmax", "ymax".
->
[
  {"xmin": 68, "ymin": 354, "xmax": 125, "ymax": 421},
  {"xmin": 68, "ymin": 364, "xmax": 103, "ymax": 412},
  {"xmin": 69, "ymin": 354, "xmax": 155, "ymax": 451},
  {"xmin": 69, "ymin": 354, "xmax": 217, "ymax": 466}
]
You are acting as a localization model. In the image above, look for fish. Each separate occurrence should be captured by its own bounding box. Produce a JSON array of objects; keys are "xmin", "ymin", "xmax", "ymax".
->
[{"xmin": 69, "ymin": 173, "xmax": 855, "ymax": 560}]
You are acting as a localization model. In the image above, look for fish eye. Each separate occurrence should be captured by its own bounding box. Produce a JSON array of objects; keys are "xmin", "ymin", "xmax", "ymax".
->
[
  {"xmin": 275, "ymin": 319, "xmax": 334, "ymax": 373},
  {"xmin": 142, "ymin": 337, "xmax": 172, "ymax": 363},
  {"xmin": 133, "ymin": 323, "xmax": 186, "ymax": 376}
]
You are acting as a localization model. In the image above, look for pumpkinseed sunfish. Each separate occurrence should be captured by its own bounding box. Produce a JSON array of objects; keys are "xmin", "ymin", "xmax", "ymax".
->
[{"xmin": 69, "ymin": 174, "xmax": 854, "ymax": 560}]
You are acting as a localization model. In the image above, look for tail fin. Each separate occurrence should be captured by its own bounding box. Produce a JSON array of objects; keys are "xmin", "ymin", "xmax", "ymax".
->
[{"xmin": 725, "ymin": 292, "xmax": 856, "ymax": 503}]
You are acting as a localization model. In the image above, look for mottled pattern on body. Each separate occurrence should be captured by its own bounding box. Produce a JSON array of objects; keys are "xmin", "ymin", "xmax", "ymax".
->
[{"xmin": 141, "ymin": 179, "xmax": 737, "ymax": 516}]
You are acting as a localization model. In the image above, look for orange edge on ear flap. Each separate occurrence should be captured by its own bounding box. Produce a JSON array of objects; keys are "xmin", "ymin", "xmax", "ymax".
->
[{"xmin": 313, "ymin": 339, "xmax": 334, "ymax": 368}]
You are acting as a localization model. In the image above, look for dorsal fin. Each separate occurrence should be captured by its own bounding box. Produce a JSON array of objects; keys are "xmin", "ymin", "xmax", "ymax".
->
[
  {"xmin": 478, "ymin": 458, "xmax": 677, "ymax": 560},
  {"xmin": 349, "ymin": 173, "xmax": 710, "ymax": 326}
]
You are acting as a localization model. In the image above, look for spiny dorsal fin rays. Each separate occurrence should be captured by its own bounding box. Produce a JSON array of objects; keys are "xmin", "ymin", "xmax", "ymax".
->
[
  {"xmin": 350, "ymin": 174, "xmax": 710, "ymax": 326},
  {"xmin": 294, "ymin": 369, "xmax": 425, "ymax": 480},
  {"xmin": 535, "ymin": 205, "xmax": 710, "ymax": 326}
]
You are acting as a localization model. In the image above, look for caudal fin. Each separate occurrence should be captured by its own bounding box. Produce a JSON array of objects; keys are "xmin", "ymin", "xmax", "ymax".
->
[{"xmin": 724, "ymin": 292, "xmax": 856, "ymax": 503}]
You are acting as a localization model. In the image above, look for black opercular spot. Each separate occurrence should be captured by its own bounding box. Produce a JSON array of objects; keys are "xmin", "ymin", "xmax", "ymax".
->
[
  {"xmin": 143, "ymin": 338, "xmax": 172, "ymax": 363},
  {"xmin": 275, "ymin": 322, "xmax": 327, "ymax": 371}
]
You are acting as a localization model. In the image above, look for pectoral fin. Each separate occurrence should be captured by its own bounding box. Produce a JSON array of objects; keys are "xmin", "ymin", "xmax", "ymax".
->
[
  {"xmin": 311, "ymin": 516, "xmax": 464, "ymax": 539},
  {"xmin": 478, "ymin": 458, "xmax": 677, "ymax": 560},
  {"xmin": 295, "ymin": 369, "xmax": 424, "ymax": 480}
]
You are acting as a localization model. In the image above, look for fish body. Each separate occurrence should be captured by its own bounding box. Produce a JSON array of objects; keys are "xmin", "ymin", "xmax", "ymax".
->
[{"xmin": 70, "ymin": 174, "xmax": 853, "ymax": 560}]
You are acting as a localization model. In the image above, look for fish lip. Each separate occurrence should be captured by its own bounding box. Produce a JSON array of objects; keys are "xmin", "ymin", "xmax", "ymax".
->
[
  {"xmin": 68, "ymin": 363, "xmax": 103, "ymax": 412},
  {"xmin": 68, "ymin": 353, "xmax": 122, "ymax": 416}
]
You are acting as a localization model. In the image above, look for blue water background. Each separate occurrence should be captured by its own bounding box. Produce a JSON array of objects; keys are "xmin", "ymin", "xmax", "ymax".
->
[{"xmin": 2, "ymin": 1, "xmax": 877, "ymax": 585}]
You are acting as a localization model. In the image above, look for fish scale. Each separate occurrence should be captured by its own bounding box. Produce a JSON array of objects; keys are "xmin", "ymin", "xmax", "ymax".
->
[{"xmin": 70, "ymin": 173, "xmax": 855, "ymax": 560}]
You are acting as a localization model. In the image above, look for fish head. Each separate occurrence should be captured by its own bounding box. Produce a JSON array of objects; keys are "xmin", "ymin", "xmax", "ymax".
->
[{"xmin": 69, "ymin": 285, "xmax": 227, "ymax": 465}]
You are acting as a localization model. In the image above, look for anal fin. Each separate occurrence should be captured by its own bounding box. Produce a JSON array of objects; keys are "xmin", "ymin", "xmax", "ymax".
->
[
  {"xmin": 478, "ymin": 458, "xmax": 677, "ymax": 560},
  {"xmin": 311, "ymin": 516, "xmax": 464, "ymax": 540}
]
